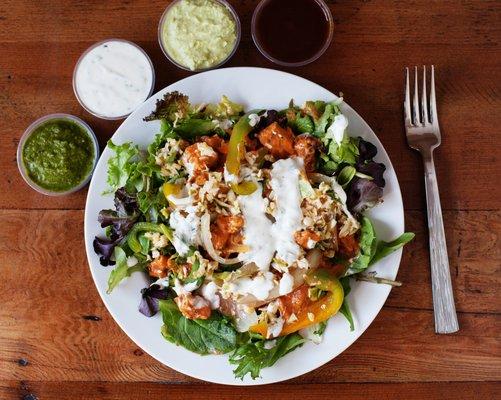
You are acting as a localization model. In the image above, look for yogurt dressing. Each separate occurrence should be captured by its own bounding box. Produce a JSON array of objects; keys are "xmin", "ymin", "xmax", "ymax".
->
[
  {"xmin": 270, "ymin": 158, "xmax": 304, "ymax": 264},
  {"xmin": 238, "ymin": 183, "xmax": 275, "ymax": 270},
  {"xmin": 237, "ymin": 158, "xmax": 305, "ymax": 272},
  {"xmin": 74, "ymin": 40, "xmax": 154, "ymax": 118},
  {"xmin": 169, "ymin": 206, "xmax": 200, "ymax": 256}
]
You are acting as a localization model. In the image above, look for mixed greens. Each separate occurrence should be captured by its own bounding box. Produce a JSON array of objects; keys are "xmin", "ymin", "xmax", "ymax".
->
[{"xmin": 93, "ymin": 92, "xmax": 414, "ymax": 379}]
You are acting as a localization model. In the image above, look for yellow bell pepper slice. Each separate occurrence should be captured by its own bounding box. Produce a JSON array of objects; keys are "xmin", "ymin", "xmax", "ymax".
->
[
  {"xmin": 250, "ymin": 269, "xmax": 344, "ymax": 337},
  {"xmin": 225, "ymin": 111, "xmax": 262, "ymax": 196},
  {"xmin": 226, "ymin": 112, "xmax": 255, "ymax": 176},
  {"xmin": 231, "ymin": 181, "xmax": 257, "ymax": 196},
  {"xmin": 162, "ymin": 182, "xmax": 181, "ymax": 198}
]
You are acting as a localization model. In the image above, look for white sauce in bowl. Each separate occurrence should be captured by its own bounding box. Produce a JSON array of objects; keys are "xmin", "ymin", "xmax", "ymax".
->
[{"xmin": 74, "ymin": 40, "xmax": 154, "ymax": 119}]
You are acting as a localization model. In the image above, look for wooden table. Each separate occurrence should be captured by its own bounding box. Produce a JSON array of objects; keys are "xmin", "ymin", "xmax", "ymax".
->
[{"xmin": 1, "ymin": 1, "xmax": 500, "ymax": 399}]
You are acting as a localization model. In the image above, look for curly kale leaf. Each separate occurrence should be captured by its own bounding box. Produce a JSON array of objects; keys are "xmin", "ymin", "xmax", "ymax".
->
[{"xmin": 143, "ymin": 91, "xmax": 190, "ymax": 122}]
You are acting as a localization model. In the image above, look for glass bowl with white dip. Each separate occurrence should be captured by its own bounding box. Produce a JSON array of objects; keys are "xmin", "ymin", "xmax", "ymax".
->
[
  {"xmin": 73, "ymin": 39, "xmax": 155, "ymax": 120},
  {"xmin": 158, "ymin": 0, "xmax": 241, "ymax": 72}
]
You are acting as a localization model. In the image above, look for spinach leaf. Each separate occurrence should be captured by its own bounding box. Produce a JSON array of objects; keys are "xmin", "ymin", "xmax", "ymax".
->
[
  {"xmin": 370, "ymin": 232, "xmax": 415, "ymax": 265},
  {"xmin": 159, "ymin": 299, "xmax": 237, "ymax": 355},
  {"xmin": 106, "ymin": 141, "xmax": 139, "ymax": 193},
  {"xmin": 229, "ymin": 333, "xmax": 305, "ymax": 380},
  {"xmin": 107, "ymin": 246, "xmax": 144, "ymax": 293},
  {"xmin": 346, "ymin": 217, "xmax": 377, "ymax": 275},
  {"xmin": 339, "ymin": 277, "xmax": 354, "ymax": 331}
]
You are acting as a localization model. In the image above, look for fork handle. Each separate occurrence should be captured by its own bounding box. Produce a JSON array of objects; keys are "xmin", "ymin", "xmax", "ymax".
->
[{"xmin": 423, "ymin": 152, "xmax": 459, "ymax": 334}]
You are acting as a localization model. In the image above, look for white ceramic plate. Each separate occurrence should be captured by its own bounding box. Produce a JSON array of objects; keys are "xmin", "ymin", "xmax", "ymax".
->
[{"xmin": 84, "ymin": 67, "xmax": 404, "ymax": 385}]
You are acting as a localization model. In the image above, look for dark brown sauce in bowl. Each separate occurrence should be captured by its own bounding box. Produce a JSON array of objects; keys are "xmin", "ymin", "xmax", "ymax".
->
[{"xmin": 252, "ymin": 0, "xmax": 333, "ymax": 66}]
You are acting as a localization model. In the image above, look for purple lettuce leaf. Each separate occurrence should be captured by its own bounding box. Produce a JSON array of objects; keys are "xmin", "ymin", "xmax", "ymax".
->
[
  {"xmin": 98, "ymin": 209, "xmax": 137, "ymax": 233},
  {"xmin": 346, "ymin": 177, "xmax": 384, "ymax": 214},
  {"xmin": 253, "ymin": 110, "xmax": 287, "ymax": 132},
  {"xmin": 355, "ymin": 138, "xmax": 386, "ymax": 187},
  {"xmin": 139, "ymin": 284, "xmax": 170, "ymax": 317},
  {"xmin": 114, "ymin": 187, "xmax": 139, "ymax": 216},
  {"xmin": 357, "ymin": 138, "xmax": 378, "ymax": 162},
  {"xmin": 93, "ymin": 236, "xmax": 119, "ymax": 266},
  {"xmin": 357, "ymin": 161, "xmax": 386, "ymax": 187},
  {"xmin": 93, "ymin": 208, "xmax": 138, "ymax": 266}
]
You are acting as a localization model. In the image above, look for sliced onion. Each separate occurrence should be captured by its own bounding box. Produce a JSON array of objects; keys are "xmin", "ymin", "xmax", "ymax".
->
[
  {"xmin": 200, "ymin": 213, "xmax": 241, "ymax": 265},
  {"xmin": 167, "ymin": 194, "xmax": 193, "ymax": 208}
]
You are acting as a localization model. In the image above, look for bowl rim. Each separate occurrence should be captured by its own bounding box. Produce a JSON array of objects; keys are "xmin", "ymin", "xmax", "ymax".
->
[
  {"xmin": 17, "ymin": 113, "xmax": 100, "ymax": 196},
  {"xmin": 251, "ymin": 0, "xmax": 334, "ymax": 67},
  {"xmin": 72, "ymin": 38, "xmax": 156, "ymax": 120},
  {"xmin": 157, "ymin": 0, "xmax": 241, "ymax": 72}
]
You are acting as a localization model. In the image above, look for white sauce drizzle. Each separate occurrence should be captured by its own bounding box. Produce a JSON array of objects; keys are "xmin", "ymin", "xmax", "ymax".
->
[
  {"xmin": 169, "ymin": 206, "xmax": 200, "ymax": 256},
  {"xmin": 173, "ymin": 278, "xmax": 198, "ymax": 295},
  {"xmin": 279, "ymin": 272, "xmax": 294, "ymax": 296},
  {"xmin": 226, "ymin": 271, "xmax": 275, "ymax": 301},
  {"xmin": 270, "ymin": 158, "xmax": 304, "ymax": 265},
  {"xmin": 238, "ymin": 183, "xmax": 275, "ymax": 270},
  {"xmin": 200, "ymin": 282, "xmax": 220, "ymax": 309}
]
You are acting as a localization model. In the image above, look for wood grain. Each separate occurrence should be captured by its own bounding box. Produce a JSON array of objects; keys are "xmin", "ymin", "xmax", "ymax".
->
[
  {"xmin": 0, "ymin": 0, "xmax": 500, "ymax": 397},
  {"xmin": 0, "ymin": 210, "xmax": 499, "ymax": 384},
  {"xmin": 2, "ymin": 381, "xmax": 500, "ymax": 400}
]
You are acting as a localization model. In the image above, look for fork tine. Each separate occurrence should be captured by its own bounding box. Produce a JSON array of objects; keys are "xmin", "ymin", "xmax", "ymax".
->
[
  {"xmin": 430, "ymin": 65, "xmax": 438, "ymax": 128},
  {"xmin": 404, "ymin": 67, "xmax": 412, "ymax": 126},
  {"xmin": 413, "ymin": 66, "xmax": 421, "ymax": 125},
  {"xmin": 421, "ymin": 66, "xmax": 430, "ymax": 125}
]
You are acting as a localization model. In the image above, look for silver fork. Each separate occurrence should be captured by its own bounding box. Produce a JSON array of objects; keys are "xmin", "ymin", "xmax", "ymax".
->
[{"xmin": 404, "ymin": 66, "xmax": 459, "ymax": 334}]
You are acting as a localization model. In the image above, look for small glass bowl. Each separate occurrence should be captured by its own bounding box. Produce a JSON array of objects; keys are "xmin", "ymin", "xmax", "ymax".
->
[
  {"xmin": 251, "ymin": 0, "xmax": 334, "ymax": 67},
  {"xmin": 17, "ymin": 113, "xmax": 99, "ymax": 196},
  {"xmin": 73, "ymin": 39, "xmax": 155, "ymax": 120},
  {"xmin": 158, "ymin": 0, "xmax": 241, "ymax": 72}
]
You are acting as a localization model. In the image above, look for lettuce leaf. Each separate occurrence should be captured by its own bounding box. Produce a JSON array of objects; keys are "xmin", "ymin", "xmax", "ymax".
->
[
  {"xmin": 229, "ymin": 333, "xmax": 305, "ymax": 380},
  {"xmin": 106, "ymin": 141, "xmax": 139, "ymax": 193},
  {"xmin": 204, "ymin": 95, "xmax": 244, "ymax": 118},
  {"xmin": 159, "ymin": 299, "xmax": 237, "ymax": 355},
  {"xmin": 107, "ymin": 246, "xmax": 144, "ymax": 293}
]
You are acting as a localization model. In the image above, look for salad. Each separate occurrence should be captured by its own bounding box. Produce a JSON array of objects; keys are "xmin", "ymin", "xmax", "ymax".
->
[{"xmin": 93, "ymin": 92, "xmax": 414, "ymax": 379}]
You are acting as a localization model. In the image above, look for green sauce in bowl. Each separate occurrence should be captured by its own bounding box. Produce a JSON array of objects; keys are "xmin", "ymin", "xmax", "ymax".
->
[{"xmin": 19, "ymin": 115, "xmax": 98, "ymax": 194}]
